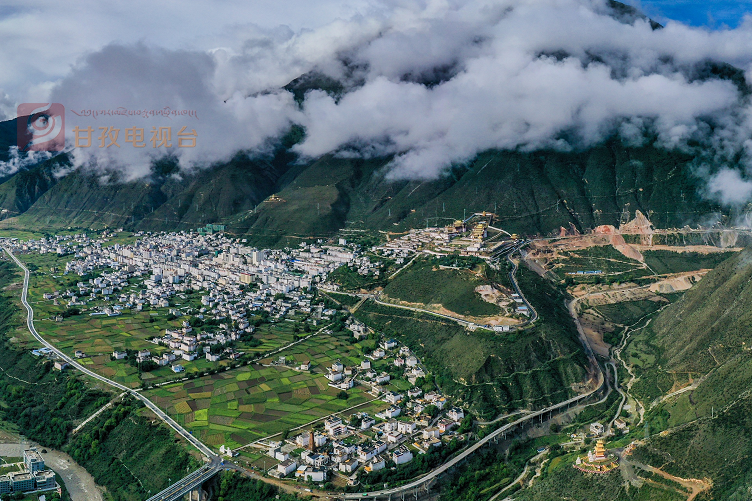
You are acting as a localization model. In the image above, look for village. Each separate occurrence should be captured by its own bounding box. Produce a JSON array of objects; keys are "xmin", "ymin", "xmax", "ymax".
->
[
  {"xmin": 2, "ymin": 229, "xmax": 377, "ymax": 370},
  {"xmin": 0, "ymin": 228, "xmax": 476, "ymax": 486},
  {"xmin": 242, "ymin": 340, "xmax": 469, "ymax": 487}
]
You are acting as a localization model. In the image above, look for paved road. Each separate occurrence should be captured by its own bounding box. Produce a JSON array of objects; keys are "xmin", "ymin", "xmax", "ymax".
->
[
  {"xmin": 372, "ymin": 297, "xmax": 478, "ymax": 327},
  {"xmin": 343, "ymin": 251, "xmax": 606, "ymax": 500},
  {"xmin": 503, "ymin": 246, "xmax": 538, "ymax": 325},
  {"xmin": 342, "ymin": 368, "xmax": 605, "ymax": 499},
  {"xmin": 4, "ymin": 247, "xmax": 217, "ymax": 461},
  {"xmin": 607, "ymin": 361, "xmax": 627, "ymax": 433}
]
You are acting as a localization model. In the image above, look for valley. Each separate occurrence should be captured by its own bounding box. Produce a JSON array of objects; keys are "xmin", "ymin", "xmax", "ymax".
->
[{"xmin": 0, "ymin": 176, "xmax": 750, "ymax": 501}]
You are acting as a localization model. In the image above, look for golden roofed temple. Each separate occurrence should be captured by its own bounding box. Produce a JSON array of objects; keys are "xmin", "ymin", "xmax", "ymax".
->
[
  {"xmin": 471, "ymin": 222, "xmax": 487, "ymax": 241},
  {"xmin": 593, "ymin": 439, "xmax": 606, "ymax": 461},
  {"xmin": 574, "ymin": 438, "xmax": 619, "ymax": 474}
]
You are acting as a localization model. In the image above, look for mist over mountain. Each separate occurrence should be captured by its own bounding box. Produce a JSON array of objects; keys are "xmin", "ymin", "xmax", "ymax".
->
[
  {"xmin": 3, "ymin": 0, "xmax": 752, "ymax": 242},
  {"xmin": 2, "ymin": 0, "xmax": 752, "ymax": 208}
]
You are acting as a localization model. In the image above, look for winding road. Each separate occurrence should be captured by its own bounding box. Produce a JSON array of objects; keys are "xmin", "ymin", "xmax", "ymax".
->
[
  {"xmin": 3, "ymin": 247, "xmax": 219, "ymax": 460},
  {"xmin": 343, "ymin": 368, "xmax": 605, "ymax": 500},
  {"xmin": 4, "ymin": 247, "xmax": 232, "ymax": 500},
  {"xmin": 5, "ymin": 242, "xmax": 606, "ymax": 501}
]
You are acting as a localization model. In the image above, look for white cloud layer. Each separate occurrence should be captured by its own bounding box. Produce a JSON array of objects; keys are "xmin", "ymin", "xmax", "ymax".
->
[{"xmin": 5, "ymin": 0, "xmax": 752, "ymax": 203}]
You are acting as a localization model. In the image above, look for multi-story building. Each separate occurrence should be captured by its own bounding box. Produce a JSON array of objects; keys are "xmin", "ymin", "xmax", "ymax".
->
[
  {"xmin": 34, "ymin": 470, "xmax": 56, "ymax": 490},
  {"xmin": 9, "ymin": 472, "xmax": 35, "ymax": 492},
  {"xmin": 23, "ymin": 449, "xmax": 44, "ymax": 474},
  {"xmin": 0, "ymin": 476, "xmax": 10, "ymax": 494}
]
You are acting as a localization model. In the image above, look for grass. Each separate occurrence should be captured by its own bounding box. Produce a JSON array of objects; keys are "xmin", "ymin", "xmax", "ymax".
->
[
  {"xmin": 382, "ymin": 256, "xmax": 503, "ymax": 317},
  {"xmin": 328, "ymin": 265, "xmax": 385, "ymax": 292},
  {"xmin": 0, "ymin": 462, "xmax": 20, "ymax": 475},
  {"xmin": 321, "ymin": 291, "xmax": 362, "ymax": 307},
  {"xmin": 355, "ymin": 267, "xmax": 589, "ymax": 419},
  {"xmin": 593, "ymin": 299, "xmax": 667, "ymax": 326},
  {"xmin": 643, "ymin": 249, "xmax": 737, "ymax": 274}
]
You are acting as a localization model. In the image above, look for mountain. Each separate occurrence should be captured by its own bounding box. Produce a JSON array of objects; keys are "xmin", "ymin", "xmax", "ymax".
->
[
  {"xmin": 505, "ymin": 248, "xmax": 752, "ymax": 500},
  {"xmin": 0, "ymin": 130, "xmax": 724, "ymax": 245},
  {"xmin": 613, "ymin": 248, "xmax": 752, "ymax": 499}
]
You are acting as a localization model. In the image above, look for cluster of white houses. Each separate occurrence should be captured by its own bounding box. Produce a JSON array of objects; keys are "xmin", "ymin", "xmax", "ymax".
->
[
  {"xmin": 256, "ymin": 340, "xmax": 463, "ymax": 483},
  {"xmin": 8, "ymin": 231, "xmax": 362, "ymax": 313},
  {"xmin": 8, "ymin": 231, "xmax": 476, "ymax": 485},
  {"xmin": 262, "ymin": 398, "xmax": 466, "ymax": 484},
  {"xmin": 7, "ymin": 231, "xmax": 372, "ymax": 373}
]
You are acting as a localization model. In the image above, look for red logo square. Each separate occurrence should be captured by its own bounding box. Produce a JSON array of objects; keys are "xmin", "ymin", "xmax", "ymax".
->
[{"xmin": 17, "ymin": 103, "xmax": 65, "ymax": 152}]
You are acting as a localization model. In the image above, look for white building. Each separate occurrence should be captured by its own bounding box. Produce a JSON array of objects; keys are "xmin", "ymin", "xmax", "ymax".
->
[
  {"xmin": 277, "ymin": 459, "xmax": 297, "ymax": 476},
  {"xmin": 392, "ymin": 447, "xmax": 413, "ymax": 465}
]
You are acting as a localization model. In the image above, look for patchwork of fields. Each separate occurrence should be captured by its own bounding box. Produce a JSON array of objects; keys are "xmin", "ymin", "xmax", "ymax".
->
[
  {"xmin": 145, "ymin": 364, "xmax": 386, "ymax": 450},
  {"xmin": 143, "ymin": 330, "xmax": 395, "ymax": 450}
]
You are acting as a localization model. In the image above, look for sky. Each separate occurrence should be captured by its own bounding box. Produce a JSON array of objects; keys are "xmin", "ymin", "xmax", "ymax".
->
[
  {"xmin": 630, "ymin": 0, "xmax": 752, "ymax": 28},
  {"xmin": 4, "ymin": 0, "xmax": 752, "ymax": 205}
]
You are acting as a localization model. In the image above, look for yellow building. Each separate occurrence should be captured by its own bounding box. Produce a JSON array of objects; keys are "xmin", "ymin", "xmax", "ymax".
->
[
  {"xmin": 593, "ymin": 439, "xmax": 606, "ymax": 461},
  {"xmin": 471, "ymin": 222, "xmax": 487, "ymax": 241}
]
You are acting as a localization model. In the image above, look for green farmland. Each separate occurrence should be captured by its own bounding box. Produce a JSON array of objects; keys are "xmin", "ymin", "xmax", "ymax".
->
[{"xmin": 145, "ymin": 363, "xmax": 387, "ymax": 450}]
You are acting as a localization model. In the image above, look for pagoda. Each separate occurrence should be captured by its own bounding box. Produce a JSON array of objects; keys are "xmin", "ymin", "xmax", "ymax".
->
[
  {"xmin": 592, "ymin": 439, "xmax": 606, "ymax": 461},
  {"xmin": 575, "ymin": 439, "xmax": 619, "ymax": 474}
]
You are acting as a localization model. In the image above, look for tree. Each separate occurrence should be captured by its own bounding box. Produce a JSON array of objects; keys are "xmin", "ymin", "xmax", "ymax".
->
[
  {"xmin": 337, "ymin": 391, "xmax": 349, "ymax": 400},
  {"xmin": 458, "ymin": 414, "xmax": 474, "ymax": 434},
  {"xmin": 424, "ymin": 405, "xmax": 439, "ymax": 418}
]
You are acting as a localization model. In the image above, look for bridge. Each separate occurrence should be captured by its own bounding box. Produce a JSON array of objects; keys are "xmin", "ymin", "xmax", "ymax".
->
[{"xmin": 145, "ymin": 463, "xmax": 224, "ymax": 501}]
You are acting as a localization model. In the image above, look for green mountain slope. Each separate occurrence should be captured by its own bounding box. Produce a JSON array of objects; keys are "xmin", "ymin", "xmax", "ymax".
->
[
  {"xmin": 647, "ymin": 248, "xmax": 752, "ymax": 373},
  {"xmin": 354, "ymin": 267, "xmax": 591, "ymax": 418},
  {"xmin": 0, "ymin": 157, "xmax": 62, "ymax": 217},
  {"xmin": 223, "ymin": 139, "xmax": 717, "ymax": 246},
  {"xmin": 0, "ymin": 115, "xmax": 724, "ymax": 244}
]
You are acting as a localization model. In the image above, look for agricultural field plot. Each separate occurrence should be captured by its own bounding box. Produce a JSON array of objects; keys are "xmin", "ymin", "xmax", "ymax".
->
[
  {"xmin": 0, "ymin": 229, "xmax": 48, "ymax": 241},
  {"xmin": 13, "ymin": 254, "xmax": 305, "ymax": 387},
  {"xmin": 32, "ymin": 310, "xmax": 237, "ymax": 387},
  {"xmin": 246, "ymin": 320, "xmax": 301, "ymax": 354},
  {"xmin": 145, "ymin": 363, "xmax": 387, "ymax": 450},
  {"xmin": 261, "ymin": 331, "xmax": 376, "ymax": 371}
]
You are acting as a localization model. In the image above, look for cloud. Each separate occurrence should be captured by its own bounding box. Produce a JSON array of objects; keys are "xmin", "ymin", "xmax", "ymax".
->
[
  {"xmin": 291, "ymin": 0, "xmax": 749, "ymax": 179},
  {"xmin": 50, "ymin": 43, "xmax": 301, "ymax": 180},
  {"xmin": 705, "ymin": 167, "xmax": 752, "ymax": 205},
  {"xmin": 4, "ymin": 0, "xmax": 752, "ymax": 204}
]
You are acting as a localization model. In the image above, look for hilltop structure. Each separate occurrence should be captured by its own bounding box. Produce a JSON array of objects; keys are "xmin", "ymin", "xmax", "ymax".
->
[{"xmin": 573, "ymin": 439, "xmax": 618, "ymax": 474}]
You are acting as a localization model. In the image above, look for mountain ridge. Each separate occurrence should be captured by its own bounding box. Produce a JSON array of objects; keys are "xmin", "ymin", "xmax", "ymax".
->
[{"xmin": 0, "ymin": 132, "xmax": 724, "ymax": 247}]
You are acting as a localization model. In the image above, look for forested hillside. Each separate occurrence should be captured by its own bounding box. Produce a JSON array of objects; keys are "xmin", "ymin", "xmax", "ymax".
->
[{"xmin": 0, "ymin": 127, "xmax": 721, "ymax": 247}]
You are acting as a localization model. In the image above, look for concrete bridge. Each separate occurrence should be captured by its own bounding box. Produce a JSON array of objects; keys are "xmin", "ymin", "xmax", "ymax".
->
[{"xmin": 144, "ymin": 464, "xmax": 223, "ymax": 501}]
